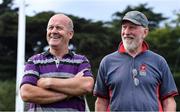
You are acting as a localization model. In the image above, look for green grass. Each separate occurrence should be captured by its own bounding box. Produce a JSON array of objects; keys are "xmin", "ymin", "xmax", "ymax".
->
[{"xmin": 0, "ymin": 80, "xmax": 15, "ymax": 110}]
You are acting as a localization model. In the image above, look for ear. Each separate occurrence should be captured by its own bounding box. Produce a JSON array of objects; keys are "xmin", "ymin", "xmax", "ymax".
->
[
  {"xmin": 143, "ymin": 28, "xmax": 149, "ymax": 39},
  {"xmin": 68, "ymin": 31, "xmax": 74, "ymax": 40}
]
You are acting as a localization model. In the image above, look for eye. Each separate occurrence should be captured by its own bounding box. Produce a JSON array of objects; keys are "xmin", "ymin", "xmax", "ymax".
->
[
  {"xmin": 55, "ymin": 26, "xmax": 63, "ymax": 31},
  {"xmin": 47, "ymin": 26, "xmax": 53, "ymax": 30},
  {"xmin": 47, "ymin": 25, "xmax": 64, "ymax": 31},
  {"xmin": 122, "ymin": 25, "xmax": 127, "ymax": 30}
]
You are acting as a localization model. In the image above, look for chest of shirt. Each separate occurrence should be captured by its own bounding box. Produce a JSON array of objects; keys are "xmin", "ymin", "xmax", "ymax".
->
[
  {"xmin": 34, "ymin": 57, "xmax": 82, "ymax": 78},
  {"xmin": 105, "ymin": 57, "xmax": 162, "ymax": 90}
]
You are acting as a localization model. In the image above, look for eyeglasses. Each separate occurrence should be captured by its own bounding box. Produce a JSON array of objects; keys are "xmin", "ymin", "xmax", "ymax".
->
[{"xmin": 132, "ymin": 68, "xmax": 139, "ymax": 86}]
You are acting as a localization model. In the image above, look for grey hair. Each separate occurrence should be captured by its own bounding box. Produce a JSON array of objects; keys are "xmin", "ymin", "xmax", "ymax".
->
[{"xmin": 67, "ymin": 18, "xmax": 74, "ymax": 31}]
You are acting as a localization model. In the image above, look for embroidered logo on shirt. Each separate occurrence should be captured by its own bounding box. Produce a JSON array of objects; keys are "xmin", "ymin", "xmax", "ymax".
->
[{"xmin": 139, "ymin": 64, "xmax": 146, "ymax": 76}]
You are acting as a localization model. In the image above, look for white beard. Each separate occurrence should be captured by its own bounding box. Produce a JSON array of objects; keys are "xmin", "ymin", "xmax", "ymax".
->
[{"xmin": 122, "ymin": 38, "xmax": 139, "ymax": 53}]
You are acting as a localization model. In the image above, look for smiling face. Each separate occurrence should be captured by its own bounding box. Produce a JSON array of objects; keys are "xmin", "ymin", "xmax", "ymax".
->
[
  {"xmin": 121, "ymin": 21, "xmax": 148, "ymax": 54},
  {"xmin": 46, "ymin": 14, "xmax": 74, "ymax": 50}
]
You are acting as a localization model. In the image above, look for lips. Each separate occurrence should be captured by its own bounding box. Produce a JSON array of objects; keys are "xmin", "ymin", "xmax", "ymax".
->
[
  {"xmin": 124, "ymin": 36, "xmax": 134, "ymax": 40},
  {"xmin": 50, "ymin": 35, "xmax": 61, "ymax": 39},
  {"xmin": 51, "ymin": 37, "xmax": 60, "ymax": 39}
]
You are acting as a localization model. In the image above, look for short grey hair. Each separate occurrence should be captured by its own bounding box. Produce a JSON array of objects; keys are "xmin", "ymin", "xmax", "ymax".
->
[{"xmin": 67, "ymin": 18, "xmax": 74, "ymax": 31}]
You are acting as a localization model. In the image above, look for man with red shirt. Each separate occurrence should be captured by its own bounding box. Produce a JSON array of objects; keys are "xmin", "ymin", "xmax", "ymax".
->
[{"xmin": 93, "ymin": 11, "xmax": 178, "ymax": 111}]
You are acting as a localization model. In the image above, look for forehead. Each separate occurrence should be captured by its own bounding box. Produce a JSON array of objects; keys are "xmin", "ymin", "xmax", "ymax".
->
[
  {"xmin": 48, "ymin": 15, "xmax": 69, "ymax": 26},
  {"xmin": 122, "ymin": 20, "xmax": 140, "ymax": 26}
]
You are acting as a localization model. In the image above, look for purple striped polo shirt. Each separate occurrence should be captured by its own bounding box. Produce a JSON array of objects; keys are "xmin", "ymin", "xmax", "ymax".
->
[{"xmin": 21, "ymin": 50, "xmax": 93, "ymax": 111}]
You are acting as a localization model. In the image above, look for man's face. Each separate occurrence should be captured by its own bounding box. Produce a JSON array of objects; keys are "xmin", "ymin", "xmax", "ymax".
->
[
  {"xmin": 46, "ymin": 15, "xmax": 73, "ymax": 49},
  {"xmin": 121, "ymin": 21, "xmax": 148, "ymax": 52}
]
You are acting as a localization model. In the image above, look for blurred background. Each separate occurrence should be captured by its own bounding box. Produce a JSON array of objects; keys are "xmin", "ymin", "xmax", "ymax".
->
[{"xmin": 0, "ymin": 0, "xmax": 179, "ymax": 111}]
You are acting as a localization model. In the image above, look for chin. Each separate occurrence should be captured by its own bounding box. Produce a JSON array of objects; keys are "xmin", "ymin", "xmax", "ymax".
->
[
  {"xmin": 49, "ymin": 42, "xmax": 59, "ymax": 46},
  {"xmin": 50, "ymin": 44, "xmax": 59, "ymax": 48}
]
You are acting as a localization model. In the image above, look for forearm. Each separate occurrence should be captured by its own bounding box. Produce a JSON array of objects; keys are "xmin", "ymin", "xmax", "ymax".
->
[
  {"xmin": 95, "ymin": 97, "xmax": 109, "ymax": 111},
  {"xmin": 53, "ymin": 77, "xmax": 93, "ymax": 95},
  {"xmin": 162, "ymin": 96, "xmax": 176, "ymax": 112},
  {"xmin": 20, "ymin": 84, "xmax": 68, "ymax": 104},
  {"xmin": 38, "ymin": 77, "xmax": 94, "ymax": 96}
]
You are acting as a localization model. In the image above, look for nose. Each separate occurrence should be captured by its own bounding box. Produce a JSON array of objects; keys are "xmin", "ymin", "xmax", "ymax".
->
[
  {"xmin": 122, "ymin": 27, "xmax": 131, "ymax": 36},
  {"xmin": 51, "ymin": 27, "xmax": 58, "ymax": 33},
  {"xmin": 124, "ymin": 27, "xmax": 131, "ymax": 34}
]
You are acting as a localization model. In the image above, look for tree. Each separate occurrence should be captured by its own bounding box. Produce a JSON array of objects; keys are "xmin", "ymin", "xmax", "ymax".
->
[
  {"xmin": 0, "ymin": 0, "xmax": 18, "ymax": 79},
  {"xmin": 147, "ymin": 15, "xmax": 180, "ymax": 72},
  {"xmin": 0, "ymin": 0, "xmax": 14, "ymax": 14},
  {"xmin": 25, "ymin": 11, "xmax": 55, "ymax": 58},
  {"xmin": 111, "ymin": 3, "xmax": 167, "ymax": 31}
]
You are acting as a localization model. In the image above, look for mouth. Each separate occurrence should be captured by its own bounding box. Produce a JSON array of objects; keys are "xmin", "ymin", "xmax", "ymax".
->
[
  {"xmin": 124, "ymin": 36, "xmax": 134, "ymax": 40},
  {"xmin": 50, "ymin": 35, "xmax": 61, "ymax": 40}
]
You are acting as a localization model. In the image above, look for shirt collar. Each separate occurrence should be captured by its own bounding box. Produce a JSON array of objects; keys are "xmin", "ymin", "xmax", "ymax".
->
[
  {"xmin": 118, "ymin": 41, "xmax": 149, "ymax": 53},
  {"xmin": 43, "ymin": 49, "xmax": 74, "ymax": 58}
]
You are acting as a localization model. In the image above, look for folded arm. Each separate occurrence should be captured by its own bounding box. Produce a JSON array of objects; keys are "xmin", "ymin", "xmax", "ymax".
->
[
  {"xmin": 37, "ymin": 69, "xmax": 94, "ymax": 96},
  {"xmin": 20, "ymin": 84, "xmax": 69, "ymax": 104}
]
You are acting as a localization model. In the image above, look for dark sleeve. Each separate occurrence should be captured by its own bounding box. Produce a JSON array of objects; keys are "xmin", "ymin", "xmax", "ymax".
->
[
  {"xmin": 93, "ymin": 58, "xmax": 109, "ymax": 99},
  {"xmin": 159, "ymin": 58, "xmax": 178, "ymax": 100},
  {"xmin": 20, "ymin": 57, "xmax": 40, "ymax": 87}
]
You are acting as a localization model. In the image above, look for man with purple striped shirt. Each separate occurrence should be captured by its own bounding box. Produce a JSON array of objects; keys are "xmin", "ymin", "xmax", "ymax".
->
[{"xmin": 20, "ymin": 14, "xmax": 94, "ymax": 111}]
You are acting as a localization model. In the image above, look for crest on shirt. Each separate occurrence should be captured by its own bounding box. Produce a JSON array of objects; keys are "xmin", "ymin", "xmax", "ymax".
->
[{"xmin": 139, "ymin": 64, "xmax": 146, "ymax": 76}]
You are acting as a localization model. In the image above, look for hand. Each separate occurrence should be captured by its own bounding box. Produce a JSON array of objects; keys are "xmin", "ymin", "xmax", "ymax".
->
[
  {"xmin": 37, "ymin": 78, "xmax": 51, "ymax": 89},
  {"xmin": 75, "ymin": 68, "xmax": 89, "ymax": 78}
]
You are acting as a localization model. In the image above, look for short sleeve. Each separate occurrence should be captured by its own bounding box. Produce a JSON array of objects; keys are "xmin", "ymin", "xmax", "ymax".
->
[
  {"xmin": 93, "ymin": 58, "xmax": 109, "ymax": 98},
  {"xmin": 159, "ymin": 58, "xmax": 178, "ymax": 100},
  {"xmin": 20, "ymin": 57, "xmax": 40, "ymax": 87},
  {"xmin": 78, "ymin": 56, "xmax": 93, "ymax": 77}
]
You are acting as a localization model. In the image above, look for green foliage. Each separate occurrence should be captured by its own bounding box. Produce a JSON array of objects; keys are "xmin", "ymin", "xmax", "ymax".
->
[
  {"xmin": 0, "ymin": 79, "xmax": 15, "ymax": 110},
  {"xmin": 147, "ymin": 26, "xmax": 180, "ymax": 72},
  {"xmin": 0, "ymin": 0, "xmax": 14, "ymax": 14},
  {"xmin": 86, "ymin": 93, "xmax": 96, "ymax": 111},
  {"xmin": 174, "ymin": 72, "xmax": 180, "ymax": 111},
  {"xmin": 111, "ymin": 3, "xmax": 167, "ymax": 31},
  {"xmin": 175, "ymin": 96, "xmax": 180, "ymax": 111},
  {"xmin": 0, "ymin": 11, "xmax": 18, "ymax": 36},
  {"xmin": 0, "ymin": 1, "xmax": 18, "ymax": 80}
]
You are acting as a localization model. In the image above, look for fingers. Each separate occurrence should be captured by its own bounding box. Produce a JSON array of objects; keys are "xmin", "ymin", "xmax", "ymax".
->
[
  {"xmin": 81, "ymin": 68, "xmax": 89, "ymax": 73},
  {"xmin": 76, "ymin": 68, "xmax": 89, "ymax": 77}
]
